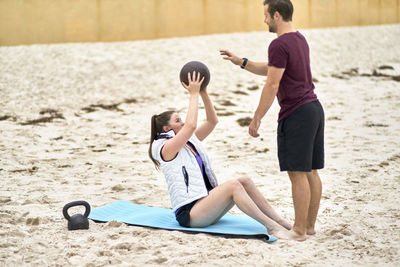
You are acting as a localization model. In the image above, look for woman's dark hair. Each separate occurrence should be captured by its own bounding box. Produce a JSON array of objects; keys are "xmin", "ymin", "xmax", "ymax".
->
[
  {"xmin": 263, "ymin": 0, "xmax": 293, "ymax": 22},
  {"xmin": 148, "ymin": 110, "xmax": 175, "ymax": 169}
]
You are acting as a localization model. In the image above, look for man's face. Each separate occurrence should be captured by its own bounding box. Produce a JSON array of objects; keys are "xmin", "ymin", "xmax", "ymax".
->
[{"xmin": 264, "ymin": 5, "xmax": 277, "ymax": 33}]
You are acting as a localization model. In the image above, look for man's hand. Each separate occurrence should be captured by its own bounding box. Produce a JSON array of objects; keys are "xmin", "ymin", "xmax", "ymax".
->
[
  {"xmin": 219, "ymin": 50, "xmax": 242, "ymax": 66},
  {"xmin": 249, "ymin": 118, "xmax": 261, "ymax": 137}
]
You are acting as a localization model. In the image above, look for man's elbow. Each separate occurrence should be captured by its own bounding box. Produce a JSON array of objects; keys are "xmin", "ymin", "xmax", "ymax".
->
[
  {"xmin": 267, "ymin": 83, "xmax": 279, "ymax": 95},
  {"xmin": 263, "ymin": 67, "xmax": 268, "ymax": 76}
]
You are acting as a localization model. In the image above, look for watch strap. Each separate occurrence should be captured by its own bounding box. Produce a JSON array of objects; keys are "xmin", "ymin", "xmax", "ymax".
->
[{"xmin": 240, "ymin": 58, "xmax": 248, "ymax": 69}]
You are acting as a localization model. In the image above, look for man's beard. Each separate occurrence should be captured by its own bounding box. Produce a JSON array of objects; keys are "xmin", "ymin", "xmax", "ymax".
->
[
  {"xmin": 268, "ymin": 20, "xmax": 277, "ymax": 33},
  {"xmin": 269, "ymin": 25, "xmax": 276, "ymax": 33}
]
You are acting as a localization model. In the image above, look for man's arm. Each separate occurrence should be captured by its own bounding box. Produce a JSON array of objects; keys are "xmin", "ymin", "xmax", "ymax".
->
[
  {"xmin": 220, "ymin": 50, "xmax": 268, "ymax": 76},
  {"xmin": 243, "ymin": 60, "xmax": 268, "ymax": 76},
  {"xmin": 249, "ymin": 65, "xmax": 285, "ymax": 137}
]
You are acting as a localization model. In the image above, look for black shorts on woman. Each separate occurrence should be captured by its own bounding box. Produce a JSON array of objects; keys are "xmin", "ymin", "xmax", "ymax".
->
[{"xmin": 277, "ymin": 100, "xmax": 324, "ymax": 172}]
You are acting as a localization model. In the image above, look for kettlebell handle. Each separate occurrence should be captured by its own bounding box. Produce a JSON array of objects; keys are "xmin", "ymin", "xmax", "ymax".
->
[{"xmin": 62, "ymin": 200, "xmax": 91, "ymax": 221}]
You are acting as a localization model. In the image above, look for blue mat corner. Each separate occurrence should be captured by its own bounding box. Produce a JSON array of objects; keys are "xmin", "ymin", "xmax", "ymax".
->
[{"xmin": 89, "ymin": 200, "xmax": 278, "ymax": 243}]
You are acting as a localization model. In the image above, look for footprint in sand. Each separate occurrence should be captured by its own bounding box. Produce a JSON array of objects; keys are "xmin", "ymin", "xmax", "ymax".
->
[
  {"xmin": 388, "ymin": 153, "xmax": 400, "ymax": 162},
  {"xmin": 0, "ymin": 196, "xmax": 11, "ymax": 203},
  {"xmin": 218, "ymin": 100, "xmax": 236, "ymax": 107},
  {"xmin": 152, "ymin": 257, "xmax": 168, "ymax": 264},
  {"xmin": 237, "ymin": 117, "xmax": 252, "ymax": 127},
  {"xmin": 232, "ymin": 90, "xmax": 248, "ymax": 96},
  {"xmin": 247, "ymin": 85, "xmax": 259, "ymax": 91},
  {"xmin": 26, "ymin": 217, "xmax": 40, "ymax": 225},
  {"xmin": 112, "ymin": 242, "xmax": 132, "ymax": 253},
  {"xmin": 108, "ymin": 234, "xmax": 120, "ymax": 240},
  {"xmin": 327, "ymin": 224, "xmax": 352, "ymax": 237},
  {"xmin": 111, "ymin": 184, "xmax": 125, "ymax": 192},
  {"xmin": 106, "ymin": 220, "xmax": 123, "ymax": 228},
  {"xmin": 217, "ymin": 111, "xmax": 235, "ymax": 117},
  {"xmin": 97, "ymin": 250, "xmax": 113, "ymax": 257}
]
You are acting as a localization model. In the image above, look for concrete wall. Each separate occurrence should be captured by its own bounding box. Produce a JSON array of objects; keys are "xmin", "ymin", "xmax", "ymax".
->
[{"xmin": 0, "ymin": 0, "xmax": 399, "ymax": 46}]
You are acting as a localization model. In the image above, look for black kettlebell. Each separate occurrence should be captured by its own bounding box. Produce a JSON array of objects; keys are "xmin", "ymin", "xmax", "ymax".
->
[{"xmin": 62, "ymin": 200, "xmax": 91, "ymax": 230}]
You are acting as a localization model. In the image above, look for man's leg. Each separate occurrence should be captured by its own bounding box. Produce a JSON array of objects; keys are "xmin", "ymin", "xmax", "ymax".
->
[
  {"xmin": 288, "ymin": 171, "xmax": 310, "ymax": 238},
  {"xmin": 306, "ymin": 170, "xmax": 322, "ymax": 235}
]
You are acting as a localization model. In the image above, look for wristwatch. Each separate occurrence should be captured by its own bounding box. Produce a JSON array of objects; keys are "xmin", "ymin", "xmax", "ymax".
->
[{"xmin": 240, "ymin": 58, "xmax": 248, "ymax": 69}]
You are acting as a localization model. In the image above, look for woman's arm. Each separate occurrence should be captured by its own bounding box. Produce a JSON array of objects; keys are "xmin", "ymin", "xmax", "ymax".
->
[
  {"xmin": 195, "ymin": 88, "xmax": 218, "ymax": 141},
  {"xmin": 161, "ymin": 72, "xmax": 204, "ymax": 161}
]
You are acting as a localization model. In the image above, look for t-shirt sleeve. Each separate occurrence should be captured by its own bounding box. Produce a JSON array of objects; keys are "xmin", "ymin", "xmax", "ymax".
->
[
  {"xmin": 151, "ymin": 139, "xmax": 165, "ymax": 162},
  {"xmin": 268, "ymin": 39, "xmax": 288, "ymax": 69}
]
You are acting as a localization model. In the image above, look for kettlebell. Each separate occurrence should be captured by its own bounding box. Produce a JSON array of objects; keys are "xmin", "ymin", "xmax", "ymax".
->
[{"xmin": 62, "ymin": 200, "xmax": 91, "ymax": 230}]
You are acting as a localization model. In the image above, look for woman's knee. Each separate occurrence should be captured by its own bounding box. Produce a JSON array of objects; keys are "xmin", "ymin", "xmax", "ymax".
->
[
  {"xmin": 237, "ymin": 176, "xmax": 253, "ymax": 188},
  {"xmin": 225, "ymin": 179, "xmax": 243, "ymax": 192}
]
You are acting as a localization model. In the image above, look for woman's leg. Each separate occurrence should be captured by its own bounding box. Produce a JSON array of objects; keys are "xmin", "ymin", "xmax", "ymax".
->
[
  {"xmin": 210, "ymin": 201, "xmax": 235, "ymax": 225},
  {"xmin": 189, "ymin": 179, "xmax": 288, "ymax": 237},
  {"xmin": 237, "ymin": 177, "xmax": 292, "ymax": 230}
]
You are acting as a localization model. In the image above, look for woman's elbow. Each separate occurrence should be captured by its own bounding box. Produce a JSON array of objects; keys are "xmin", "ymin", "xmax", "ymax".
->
[
  {"xmin": 185, "ymin": 122, "xmax": 197, "ymax": 132},
  {"xmin": 210, "ymin": 117, "xmax": 219, "ymax": 127}
]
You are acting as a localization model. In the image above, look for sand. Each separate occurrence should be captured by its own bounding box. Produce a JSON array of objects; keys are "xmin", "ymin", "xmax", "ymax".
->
[{"xmin": 1, "ymin": 24, "xmax": 400, "ymax": 266}]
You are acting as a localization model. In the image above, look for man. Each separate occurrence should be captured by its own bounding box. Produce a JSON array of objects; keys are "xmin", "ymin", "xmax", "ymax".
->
[{"xmin": 220, "ymin": 0, "xmax": 324, "ymax": 241}]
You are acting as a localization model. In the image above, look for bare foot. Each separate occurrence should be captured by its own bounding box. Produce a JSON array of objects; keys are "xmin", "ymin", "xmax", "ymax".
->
[
  {"xmin": 307, "ymin": 228, "xmax": 316, "ymax": 235},
  {"xmin": 277, "ymin": 219, "xmax": 292, "ymax": 230},
  {"xmin": 270, "ymin": 229, "xmax": 306, "ymax": 241}
]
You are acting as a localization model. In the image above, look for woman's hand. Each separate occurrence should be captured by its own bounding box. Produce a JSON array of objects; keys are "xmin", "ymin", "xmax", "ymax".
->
[
  {"xmin": 181, "ymin": 71, "xmax": 205, "ymax": 95},
  {"xmin": 199, "ymin": 86, "xmax": 207, "ymax": 95}
]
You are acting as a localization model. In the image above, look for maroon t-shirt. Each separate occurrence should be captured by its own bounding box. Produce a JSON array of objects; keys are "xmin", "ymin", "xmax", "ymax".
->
[{"xmin": 268, "ymin": 31, "xmax": 318, "ymax": 121}]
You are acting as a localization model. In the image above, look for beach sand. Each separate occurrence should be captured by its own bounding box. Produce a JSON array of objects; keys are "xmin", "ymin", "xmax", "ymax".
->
[{"xmin": 1, "ymin": 24, "xmax": 400, "ymax": 266}]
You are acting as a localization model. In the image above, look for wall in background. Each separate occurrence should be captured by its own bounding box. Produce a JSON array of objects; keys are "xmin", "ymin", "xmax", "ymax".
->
[{"xmin": 0, "ymin": 0, "xmax": 399, "ymax": 46}]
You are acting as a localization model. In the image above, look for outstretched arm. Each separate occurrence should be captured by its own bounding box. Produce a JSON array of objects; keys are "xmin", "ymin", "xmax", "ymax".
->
[
  {"xmin": 249, "ymin": 65, "xmax": 285, "ymax": 137},
  {"xmin": 195, "ymin": 88, "xmax": 218, "ymax": 141},
  {"xmin": 162, "ymin": 72, "xmax": 204, "ymax": 161},
  {"xmin": 220, "ymin": 49, "xmax": 268, "ymax": 76}
]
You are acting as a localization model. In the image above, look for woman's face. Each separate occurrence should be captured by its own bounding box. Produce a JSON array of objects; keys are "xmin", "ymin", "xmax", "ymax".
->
[{"xmin": 165, "ymin": 112, "xmax": 184, "ymax": 133}]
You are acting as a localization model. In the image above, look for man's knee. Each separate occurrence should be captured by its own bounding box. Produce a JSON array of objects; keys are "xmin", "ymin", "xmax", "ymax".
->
[
  {"xmin": 288, "ymin": 171, "xmax": 308, "ymax": 180},
  {"xmin": 306, "ymin": 170, "xmax": 320, "ymax": 180}
]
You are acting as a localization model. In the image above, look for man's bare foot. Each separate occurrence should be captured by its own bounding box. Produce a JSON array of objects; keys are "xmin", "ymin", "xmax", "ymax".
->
[
  {"xmin": 269, "ymin": 229, "xmax": 306, "ymax": 241},
  {"xmin": 307, "ymin": 228, "xmax": 316, "ymax": 235}
]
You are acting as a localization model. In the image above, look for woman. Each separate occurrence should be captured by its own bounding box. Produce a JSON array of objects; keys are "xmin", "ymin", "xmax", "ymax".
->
[{"xmin": 149, "ymin": 71, "xmax": 292, "ymax": 239}]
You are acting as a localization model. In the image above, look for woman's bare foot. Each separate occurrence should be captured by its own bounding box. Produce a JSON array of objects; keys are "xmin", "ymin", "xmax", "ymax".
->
[{"xmin": 277, "ymin": 219, "xmax": 292, "ymax": 230}]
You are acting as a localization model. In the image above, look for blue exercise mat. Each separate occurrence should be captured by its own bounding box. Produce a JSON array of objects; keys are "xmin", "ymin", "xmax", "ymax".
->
[{"xmin": 89, "ymin": 200, "xmax": 278, "ymax": 243}]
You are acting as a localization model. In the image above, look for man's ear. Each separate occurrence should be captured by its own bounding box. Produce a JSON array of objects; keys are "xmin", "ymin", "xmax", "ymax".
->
[{"xmin": 274, "ymin": 11, "xmax": 280, "ymax": 20}]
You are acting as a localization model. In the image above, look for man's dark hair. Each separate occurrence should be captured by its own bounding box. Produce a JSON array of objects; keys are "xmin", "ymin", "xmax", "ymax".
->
[{"xmin": 263, "ymin": 0, "xmax": 294, "ymax": 22}]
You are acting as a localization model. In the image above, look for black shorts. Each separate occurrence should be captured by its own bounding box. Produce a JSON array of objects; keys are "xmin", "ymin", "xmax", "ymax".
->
[
  {"xmin": 175, "ymin": 200, "xmax": 198, "ymax": 227},
  {"xmin": 277, "ymin": 100, "xmax": 325, "ymax": 172}
]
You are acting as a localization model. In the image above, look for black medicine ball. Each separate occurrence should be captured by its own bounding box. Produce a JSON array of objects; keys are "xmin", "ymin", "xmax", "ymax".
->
[{"xmin": 179, "ymin": 61, "xmax": 210, "ymax": 91}]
